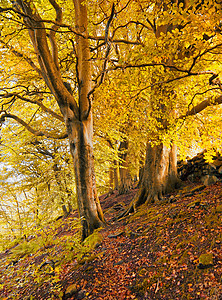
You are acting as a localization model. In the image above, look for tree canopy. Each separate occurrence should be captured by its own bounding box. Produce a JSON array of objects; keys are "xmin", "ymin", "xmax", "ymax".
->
[{"xmin": 0, "ymin": 0, "xmax": 222, "ymax": 240}]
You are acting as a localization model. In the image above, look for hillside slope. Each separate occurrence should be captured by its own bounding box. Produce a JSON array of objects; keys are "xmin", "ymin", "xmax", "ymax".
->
[{"xmin": 0, "ymin": 181, "xmax": 222, "ymax": 300}]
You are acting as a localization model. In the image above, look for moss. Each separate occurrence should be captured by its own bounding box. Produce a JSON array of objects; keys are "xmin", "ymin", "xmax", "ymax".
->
[
  {"xmin": 82, "ymin": 229, "xmax": 103, "ymax": 249},
  {"xmin": 187, "ymin": 200, "xmax": 201, "ymax": 208},
  {"xmin": 11, "ymin": 239, "xmax": 47, "ymax": 260},
  {"xmin": 130, "ymin": 272, "xmax": 161, "ymax": 296},
  {"xmin": 199, "ymin": 253, "xmax": 213, "ymax": 265},
  {"xmin": 148, "ymin": 213, "xmax": 163, "ymax": 222},
  {"xmin": 176, "ymin": 240, "xmax": 189, "ymax": 249},
  {"xmin": 128, "ymin": 205, "xmax": 147, "ymax": 223},
  {"xmin": 179, "ymin": 250, "xmax": 189, "ymax": 264},
  {"xmin": 189, "ymin": 233, "xmax": 199, "ymax": 243},
  {"xmin": 215, "ymin": 204, "xmax": 222, "ymax": 213},
  {"xmin": 77, "ymin": 253, "xmax": 98, "ymax": 265},
  {"xmin": 204, "ymin": 213, "xmax": 221, "ymax": 229}
]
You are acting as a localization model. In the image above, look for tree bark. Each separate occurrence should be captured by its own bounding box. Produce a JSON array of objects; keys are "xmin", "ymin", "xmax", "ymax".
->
[
  {"xmin": 108, "ymin": 160, "xmax": 119, "ymax": 193},
  {"xmin": 121, "ymin": 142, "xmax": 180, "ymax": 216},
  {"xmin": 113, "ymin": 160, "xmax": 119, "ymax": 190},
  {"xmin": 118, "ymin": 139, "xmax": 132, "ymax": 194},
  {"xmin": 120, "ymin": 2, "xmax": 183, "ymax": 216},
  {"xmin": 70, "ymin": 119, "xmax": 105, "ymax": 239},
  {"xmin": 134, "ymin": 143, "xmax": 179, "ymax": 207},
  {"xmin": 16, "ymin": 0, "xmax": 105, "ymax": 239}
]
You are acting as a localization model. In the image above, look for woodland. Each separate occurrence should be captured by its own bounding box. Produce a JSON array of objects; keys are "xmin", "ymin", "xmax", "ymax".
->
[{"xmin": 0, "ymin": 0, "xmax": 222, "ymax": 299}]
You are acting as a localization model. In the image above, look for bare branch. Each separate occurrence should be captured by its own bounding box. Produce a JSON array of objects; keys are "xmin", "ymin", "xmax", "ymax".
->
[
  {"xmin": 48, "ymin": 0, "xmax": 63, "ymax": 70},
  {"xmin": 0, "ymin": 39, "xmax": 42, "ymax": 76},
  {"xmin": 105, "ymin": 3, "xmax": 115, "ymax": 43},
  {"xmin": 0, "ymin": 92, "xmax": 64, "ymax": 122},
  {"xmin": 87, "ymin": 4, "xmax": 115, "ymax": 99},
  {"xmin": 185, "ymin": 95, "xmax": 222, "ymax": 117},
  {"xmin": 0, "ymin": 112, "xmax": 67, "ymax": 139}
]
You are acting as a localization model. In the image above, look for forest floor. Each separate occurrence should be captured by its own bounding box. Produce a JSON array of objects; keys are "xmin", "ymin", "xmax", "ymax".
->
[{"xmin": 0, "ymin": 180, "xmax": 222, "ymax": 300}]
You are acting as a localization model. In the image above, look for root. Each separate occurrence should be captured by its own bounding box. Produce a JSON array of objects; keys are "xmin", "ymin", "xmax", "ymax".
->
[
  {"xmin": 116, "ymin": 187, "xmax": 147, "ymax": 220},
  {"xmin": 116, "ymin": 187, "xmax": 165, "ymax": 220}
]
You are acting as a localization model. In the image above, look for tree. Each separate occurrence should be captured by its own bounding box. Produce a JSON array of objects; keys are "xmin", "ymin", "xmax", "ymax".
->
[
  {"xmin": 0, "ymin": 0, "xmax": 106, "ymax": 239},
  {"xmin": 1, "ymin": 0, "xmax": 222, "ymax": 232},
  {"xmin": 117, "ymin": 0, "xmax": 222, "ymax": 214}
]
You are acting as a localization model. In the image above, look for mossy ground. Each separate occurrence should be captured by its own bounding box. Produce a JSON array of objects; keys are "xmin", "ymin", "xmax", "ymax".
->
[{"xmin": 0, "ymin": 181, "xmax": 222, "ymax": 299}]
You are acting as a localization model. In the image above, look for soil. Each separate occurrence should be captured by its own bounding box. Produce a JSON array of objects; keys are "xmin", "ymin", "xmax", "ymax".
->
[{"xmin": 0, "ymin": 181, "xmax": 222, "ymax": 300}]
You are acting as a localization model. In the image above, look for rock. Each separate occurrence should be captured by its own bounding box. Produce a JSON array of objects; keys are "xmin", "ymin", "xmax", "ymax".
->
[
  {"xmin": 212, "ymin": 159, "xmax": 222, "ymax": 167},
  {"xmin": 218, "ymin": 166, "xmax": 222, "ymax": 174},
  {"xmin": 108, "ymin": 231, "xmax": 124, "ymax": 238},
  {"xmin": 77, "ymin": 290, "xmax": 86, "ymax": 299},
  {"xmin": 187, "ymin": 174, "xmax": 195, "ymax": 182},
  {"xmin": 197, "ymin": 253, "xmax": 213, "ymax": 269},
  {"xmin": 65, "ymin": 284, "xmax": 78, "ymax": 295},
  {"xmin": 178, "ymin": 151, "xmax": 222, "ymax": 182},
  {"xmin": 201, "ymin": 175, "xmax": 218, "ymax": 186},
  {"xmin": 63, "ymin": 284, "xmax": 78, "ymax": 299}
]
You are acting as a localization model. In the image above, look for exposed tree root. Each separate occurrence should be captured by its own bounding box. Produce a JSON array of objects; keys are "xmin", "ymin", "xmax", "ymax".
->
[{"xmin": 117, "ymin": 179, "xmax": 182, "ymax": 220}]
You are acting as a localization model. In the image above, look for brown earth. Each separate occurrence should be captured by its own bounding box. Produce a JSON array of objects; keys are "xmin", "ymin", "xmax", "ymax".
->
[{"xmin": 0, "ymin": 181, "xmax": 222, "ymax": 300}]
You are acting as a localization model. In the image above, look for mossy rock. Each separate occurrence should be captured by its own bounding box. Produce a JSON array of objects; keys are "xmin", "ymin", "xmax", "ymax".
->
[
  {"xmin": 197, "ymin": 253, "xmax": 213, "ymax": 269},
  {"xmin": 77, "ymin": 253, "xmax": 98, "ymax": 265},
  {"xmin": 215, "ymin": 204, "xmax": 222, "ymax": 213},
  {"xmin": 187, "ymin": 200, "xmax": 201, "ymax": 209},
  {"xmin": 83, "ymin": 230, "xmax": 103, "ymax": 249},
  {"xmin": 65, "ymin": 283, "xmax": 78, "ymax": 294}
]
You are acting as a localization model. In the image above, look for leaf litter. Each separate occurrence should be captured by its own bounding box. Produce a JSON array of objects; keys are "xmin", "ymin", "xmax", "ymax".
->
[{"xmin": 0, "ymin": 181, "xmax": 221, "ymax": 299}]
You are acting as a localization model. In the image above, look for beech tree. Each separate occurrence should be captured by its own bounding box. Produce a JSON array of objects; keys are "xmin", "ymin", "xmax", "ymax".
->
[
  {"xmin": 1, "ymin": 0, "xmax": 222, "ymax": 236},
  {"xmin": 0, "ymin": 0, "xmax": 107, "ymax": 239},
  {"xmin": 0, "ymin": 0, "xmax": 142, "ymax": 238},
  {"xmin": 120, "ymin": 0, "xmax": 222, "ymax": 213}
]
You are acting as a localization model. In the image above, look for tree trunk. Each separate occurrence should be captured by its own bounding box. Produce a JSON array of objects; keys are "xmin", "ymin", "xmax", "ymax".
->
[
  {"xmin": 122, "ymin": 142, "xmax": 180, "ymax": 216},
  {"xmin": 118, "ymin": 139, "xmax": 132, "ymax": 194},
  {"xmin": 109, "ymin": 167, "xmax": 114, "ymax": 193},
  {"xmin": 70, "ymin": 119, "xmax": 105, "ymax": 240},
  {"xmin": 113, "ymin": 160, "xmax": 119, "ymax": 190},
  {"xmin": 134, "ymin": 143, "xmax": 179, "ymax": 207},
  {"xmin": 108, "ymin": 160, "xmax": 119, "ymax": 193},
  {"xmin": 120, "ymin": 2, "xmax": 183, "ymax": 215},
  {"xmin": 16, "ymin": 0, "xmax": 105, "ymax": 239}
]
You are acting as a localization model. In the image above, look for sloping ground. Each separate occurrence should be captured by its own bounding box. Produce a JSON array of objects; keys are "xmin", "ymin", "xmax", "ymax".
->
[{"xmin": 0, "ymin": 181, "xmax": 222, "ymax": 300}]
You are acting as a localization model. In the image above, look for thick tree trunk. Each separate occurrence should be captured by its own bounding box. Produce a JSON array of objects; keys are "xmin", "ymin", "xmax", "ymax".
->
[
  {"xmin": 122, "ymin": 142, "xmax": 180, "ymax": 216},
  {"xmin": 15, "ymin": 0, "xmax": 105, "ymax": 239},
  {"xmin": 69, "ymin": 118, "xmax": 105, "ymax": 240},
  {"xmin": 72, "ymin": 0, "xmax": 105, "ymax": 239},
  {"xmin": 134, "ymin": 143, "xmax": 179, "ymax": 207},
  {"xmin": 122, "ymin": 4, "xmax": 182, "ymax": 214}
]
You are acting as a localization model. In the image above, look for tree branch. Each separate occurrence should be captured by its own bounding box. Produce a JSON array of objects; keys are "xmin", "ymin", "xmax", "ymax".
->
[
  {"xmin": 185, "ymin": 95, "xmax": 222, "ymax": 117},
  {"xmin": 15, "ymin": 0, "xmax": 79, "ymax": 119},
  {"xmin": 0, "ymin": 39, "xmax": 42, "ymax": 77},
  {"xmin": 0, "ymin": 112, "xmax": 67, "ymax": 139},
  {"xmin": 0, "ymin": 92, "xmax": 64, "ymax": 122},
  {"xmin": 48, "ymin": 0, "xmax": 63, "ymax": 71}
]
